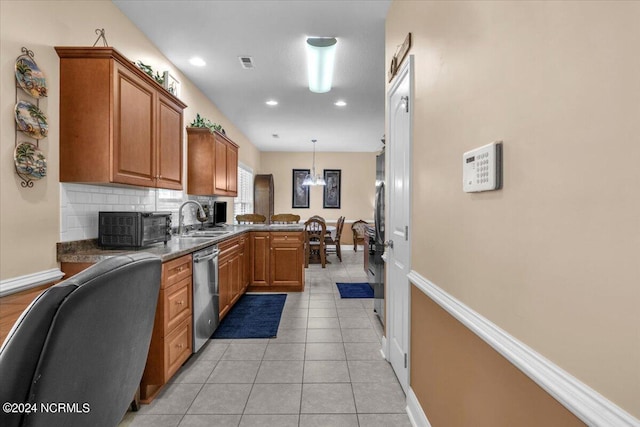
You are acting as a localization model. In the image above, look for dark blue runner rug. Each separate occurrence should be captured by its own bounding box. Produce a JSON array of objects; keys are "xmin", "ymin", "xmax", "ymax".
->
[
  {"xmin": 336, "ymin": 282, "xmax": 374, "ymax": 298},
  {"xmin": 212, "ymin": 294, "xmax": 287, "ymax": 339}
]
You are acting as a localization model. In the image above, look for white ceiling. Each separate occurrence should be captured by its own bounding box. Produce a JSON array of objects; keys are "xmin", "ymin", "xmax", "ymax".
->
[{"xmin": 113, "ymin": 0, "xmax": 391, "ymax": 153}]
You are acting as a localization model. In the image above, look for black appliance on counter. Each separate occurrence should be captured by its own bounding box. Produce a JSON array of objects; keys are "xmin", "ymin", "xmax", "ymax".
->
[
  {"xmin": 213, "ymin": 201, "xmax": 227, "ymax": 226},
  {"xmin": 98, "ymin": 211, "xmax": 172, "ymax": 248},
  {"xmin": 369, "ymin": 149, "xmax": 385, "ymax": 324}
]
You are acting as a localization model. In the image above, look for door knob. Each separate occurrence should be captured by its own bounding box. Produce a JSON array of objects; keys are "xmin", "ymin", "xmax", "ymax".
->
[{"xmin": 384, "ymin": 240, "xmax": 394, "ymax": 248}]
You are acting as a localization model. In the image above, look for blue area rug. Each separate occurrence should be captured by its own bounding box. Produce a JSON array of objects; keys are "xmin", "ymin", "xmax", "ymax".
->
[
  {"xmin": 212, "ymin": 294, "xmax": 287, "ymax": 339},
  {"xmin": 336, "ymin": 282, "xmax": 374, "ymax": 298}
]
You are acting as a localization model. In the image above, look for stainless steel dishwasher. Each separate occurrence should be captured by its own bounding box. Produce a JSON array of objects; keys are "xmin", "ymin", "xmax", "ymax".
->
[{"xmin": 192, "ymin": 245, "xmax": 220, "ymax": 353}]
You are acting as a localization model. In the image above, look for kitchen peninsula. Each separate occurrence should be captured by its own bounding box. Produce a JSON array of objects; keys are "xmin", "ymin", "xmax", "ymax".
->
[
  {"xmin": 56, "ymin": 224, "xmax": 305, "ymax": 402},
  {"xmin": 57, "ymin": 224, "xmax": 305, "ymax": 291}
]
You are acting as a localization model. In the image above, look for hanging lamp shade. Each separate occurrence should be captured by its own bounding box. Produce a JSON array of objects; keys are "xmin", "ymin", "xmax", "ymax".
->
[{"xmin": 302, "ymin": 139, "xmax": 326, "ymax": 186}]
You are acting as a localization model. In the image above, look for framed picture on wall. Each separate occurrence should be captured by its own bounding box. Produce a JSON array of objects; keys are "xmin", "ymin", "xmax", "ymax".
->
[
  {"xmin": 323, "ymin": 169, "xmax": 341, "ymax": 209},
  {"xmin": 292, "ymin": 169, "xmax": 310, "ymax": 208}
]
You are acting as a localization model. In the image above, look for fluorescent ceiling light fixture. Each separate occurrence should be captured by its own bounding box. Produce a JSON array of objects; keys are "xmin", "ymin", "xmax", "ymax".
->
[
  {"xmin": 189, "ymin": 57, "xmax": 206, "ymax": 67},
  {"xmin": 334, "ymin": 100, "xmax": 347, "ymax": 107},
  {"xmin": 266, "ymin": 100, "xmax": 278, "ymax": 106},
  {"xmin": 302, "ymin": 139, "xmax": 326, "ymax": 186},
  {"xmin": 306, "ymin": 37, "xmax": 337, "ymax": 93}
]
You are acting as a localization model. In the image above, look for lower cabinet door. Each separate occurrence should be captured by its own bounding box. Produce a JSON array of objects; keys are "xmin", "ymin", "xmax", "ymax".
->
[
  {"xmin": 251, "ymin": 232, "xmax": 270, "ymax": 286},
  {"xmin": 165, "ymin": 316, "xmax": 192, "ymax": 380},
  {"xmin": 218, "ymin": 255, "xmax": 232, "ymax": 318}
]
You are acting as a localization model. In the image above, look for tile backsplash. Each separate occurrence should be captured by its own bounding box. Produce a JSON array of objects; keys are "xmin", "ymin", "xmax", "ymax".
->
[{"xmin": 60, "ymin": 183, "xmax": 216, "ymax": 242}]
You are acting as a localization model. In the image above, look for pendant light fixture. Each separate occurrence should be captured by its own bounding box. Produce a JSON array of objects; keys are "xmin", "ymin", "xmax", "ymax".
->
[
  {"xmin": 306, "ymin": 37, "xmax": 337, "ymax": 93},
  {"xmin": 302, "ymin": 139, "xmax": 326, "ymax": 186}
]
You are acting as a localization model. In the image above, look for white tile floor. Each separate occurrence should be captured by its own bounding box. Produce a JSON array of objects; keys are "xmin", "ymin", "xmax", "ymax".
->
[{"xmin": 120, "ymin": 247, "xmax": 411, "ymax": 427}]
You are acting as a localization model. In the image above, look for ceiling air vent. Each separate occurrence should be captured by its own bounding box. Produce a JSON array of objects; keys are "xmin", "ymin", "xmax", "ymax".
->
[{"xmin": 238, "ymin": 56, "xmax": 254, "ymax": 69}]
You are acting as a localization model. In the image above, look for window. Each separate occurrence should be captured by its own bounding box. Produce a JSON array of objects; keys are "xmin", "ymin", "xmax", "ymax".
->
[{"xmin": 233, "ymin": 163, "xmax": 254, "ymax": 222}]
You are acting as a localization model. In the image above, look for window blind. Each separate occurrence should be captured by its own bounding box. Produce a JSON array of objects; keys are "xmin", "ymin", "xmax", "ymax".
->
[{"xmin": 233, "ymin": 164, "xmax": 254, "ymax": 222}]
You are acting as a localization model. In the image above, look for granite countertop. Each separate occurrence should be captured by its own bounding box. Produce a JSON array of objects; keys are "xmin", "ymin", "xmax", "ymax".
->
[{"xmin": 57, "ymin": 224, "xmax": 304, "ymax": 264}]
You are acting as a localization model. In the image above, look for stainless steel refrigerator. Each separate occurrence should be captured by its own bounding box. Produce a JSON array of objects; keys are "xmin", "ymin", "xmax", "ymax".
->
[{"xmin": 369, "ymin": 149, "xmax": 385, "ymax": 324}]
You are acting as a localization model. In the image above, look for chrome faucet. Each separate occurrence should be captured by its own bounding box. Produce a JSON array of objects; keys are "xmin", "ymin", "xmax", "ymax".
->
[{"xmin": 178, "ymin": 200, "xmax": 206, "ymax": 236}]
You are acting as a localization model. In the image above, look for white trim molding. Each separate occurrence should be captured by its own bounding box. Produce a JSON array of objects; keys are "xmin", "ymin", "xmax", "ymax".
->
[
  {"xmin": 407, "ymin": 387, "xmax": 432, "ymax": 427},
  {"xmin": 407, "ymin": 270, "xmax": 640, "ymax": 427},
  {"xmin": 380, "ymin": 335, "xmax": 389, "ymax": 360},
  {"xmin": 0, "ymin": 269, "xmax": 64, "ymax": 297}
]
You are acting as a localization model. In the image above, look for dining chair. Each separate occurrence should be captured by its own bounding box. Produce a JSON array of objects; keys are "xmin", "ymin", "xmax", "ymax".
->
[
  {"xmin": 325, "ymin": 216, "xmax": 345, "ymax": 261},
  {"xmin": 351, "ymin": 219, "xmax": 369, "ymax": 252},
  {"xmin": 309, "ymin": 215, "xmax": 325, "ymax": 223},
  {"xmin": 304, "ymin": 218, "xmax": 326, "ymax": 268},
  {"xmin": 271, "ymin": 213, "xmax": 301, "ymax": 224},
  {"xmin": 236, "ymin": 213, "xmax": 266, "ymax": 224}
]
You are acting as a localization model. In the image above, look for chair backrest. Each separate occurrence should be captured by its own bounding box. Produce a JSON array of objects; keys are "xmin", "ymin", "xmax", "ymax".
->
[
  {"xmin": 236, "ymin": 213, "xmax": 266, "ymax": 224},
  {"xmin": 334, "ymin": 216, "xmax": 346, "ymax": 241},
  {"xmin": 351, "ymin": 219, "xmax": 368, "ymax": 239},
  {"xmin": 271, "ymin": 213, "xmax": 300, "ymax": 224},
  {"xmin": 304, "ymin": 218, "xmax": 327, "ymax": 244},
  {"xmin": 309, "ymin": 215, "xmax": 325, "ymax": 223},
  {"xmin": 0, "ymin": 253, "xmax": 162, "ymax": 427}
]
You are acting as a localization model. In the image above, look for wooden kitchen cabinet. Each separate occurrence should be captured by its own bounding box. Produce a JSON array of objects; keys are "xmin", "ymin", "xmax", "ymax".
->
[
  {"xmin": 55, "ymin": 47, "xmax": 186, "ymax": 190},
  {"xmin": 270, "ymin": 232, "xmax": 304, "ymax": 288},
  {"xmin": 250, "ymin": 232, "xmax": 270, "ymax": 287},
  {"xmin": 218, "ymin": 235, "xmax": 248, "ymax": 319},
  {"xmin": 249, "ymin": 231, "xmax": 304, "ymax": 292},
  {"xmin": 141, "ymin": 254, "xmax": 193, "ymax": 403},
  {"xmin": 187, "ymin": 128, "xmax": 239, "ymax": 196},
  {"xmin": 254, "ymin": 174, "xmax": 274, "ymax": 223}
]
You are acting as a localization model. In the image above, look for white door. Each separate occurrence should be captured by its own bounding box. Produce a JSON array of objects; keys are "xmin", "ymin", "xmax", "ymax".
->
[{"xmin": 385, "ymin": 56, "xmax": 413, "ymax": 393}]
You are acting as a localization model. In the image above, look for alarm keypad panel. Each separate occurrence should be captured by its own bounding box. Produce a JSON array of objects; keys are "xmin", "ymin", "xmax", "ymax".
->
[{"xmin": 463, "ymin": 142, "xmax": 502, "ymax": 192}]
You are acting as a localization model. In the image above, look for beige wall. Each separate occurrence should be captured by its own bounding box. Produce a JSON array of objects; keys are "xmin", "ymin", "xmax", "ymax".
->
[
  {"xmin": 0, "ymin": 0, "xmax": 260, "ymax": 280},
  {"xmin": 411, "ymin": 287, "xmax": 584, "ymax": 426},
  {"xmin": 387, "ymin": 0, "xmax": 639, "ymax": 419},
  {"xmin": 259, "ymin": 151, "xmax": 377, "ymax": 231}
]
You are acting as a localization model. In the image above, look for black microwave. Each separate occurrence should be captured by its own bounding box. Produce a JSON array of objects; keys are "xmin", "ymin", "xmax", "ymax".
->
[{"xmin": 98, "ymin": 212, "xmax": 172, "ymax": 248}]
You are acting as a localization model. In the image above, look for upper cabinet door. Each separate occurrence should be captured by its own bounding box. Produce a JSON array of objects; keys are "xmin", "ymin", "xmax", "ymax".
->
[
  {"xmin": 113, "ymin": 62, "xmax": 156, "ymax": 187},
  {"xmin": 56, "ymin": 47, "xmax": 187, "ymax": 190},
  {"xmin": 214, "ymin": 137, "xmax": 228, "ymax": 194},
  {"xmin": 157, "ymin": 94, "xmax": 184, "ymax": 190},
  {"xmin": 226, "ymin": 143, "xmax": 238, "ymax": 194}
]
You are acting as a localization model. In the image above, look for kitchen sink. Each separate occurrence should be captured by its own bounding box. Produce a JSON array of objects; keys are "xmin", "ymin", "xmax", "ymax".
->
[
  {"xmin": 184, "ymin": 230, "xmax": 232, "ymax": 237},
  {"xmin": 174, "ymin": 236, "xmax": 215, "ymax": 242},
  {"xmin": 176, "ymin": 230, "xmax": 231, "ymax": 241}
]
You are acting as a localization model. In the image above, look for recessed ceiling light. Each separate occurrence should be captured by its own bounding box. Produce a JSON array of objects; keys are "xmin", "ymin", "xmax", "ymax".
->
[
  {"xmin": 334, "ymin": 100, "xmax": 347, "ymax": 107},
  {"xmin": 189, "ymin": 57, "xmax": 206, "ymax": 67},
  {"xmin": 266, "ymin": 100, "xmax": 278, "ymax": 106}
]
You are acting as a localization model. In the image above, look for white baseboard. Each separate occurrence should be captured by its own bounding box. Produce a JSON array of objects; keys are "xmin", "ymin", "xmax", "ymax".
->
[
  {"xmin": 407, "ymin": 270, "xmax": 640, "ymax": 427},
  {"xmin": 406, "ymin": 387, "xmax": 432, "ymax": 427},
  {"xmin": 380, "ymin": 335, "xmax": 389, "ymax": 360}
]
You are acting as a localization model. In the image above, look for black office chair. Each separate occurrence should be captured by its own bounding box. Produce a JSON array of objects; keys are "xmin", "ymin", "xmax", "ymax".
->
[{"xmin": 0, "ymin": 253, "xmax": 162, "ymax": 427}]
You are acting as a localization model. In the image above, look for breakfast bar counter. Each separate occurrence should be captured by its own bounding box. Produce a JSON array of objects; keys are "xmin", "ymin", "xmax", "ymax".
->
[{"xmin": 56, "ymin": 224, "xmax": 304, "ymax": 264}]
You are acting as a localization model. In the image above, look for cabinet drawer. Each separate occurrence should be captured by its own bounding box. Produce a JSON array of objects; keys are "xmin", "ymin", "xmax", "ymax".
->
[
  {"xmin": 164, "ymin": 277, "xmax": 192, "ymax": 332},
  {"xmin": 218, "ymin": 236, "xmax": 239, "ymax": 254},
  {"xmin": 162, "ymin": 254, "xmax": 192, "ymax": 288},
  {"xmin": 165, "ymin": 316, "xmax": 192, "ymax": 380},
  {"xmin": 270, "ymin": 232, "xmax": 302, "ymax": 243}
]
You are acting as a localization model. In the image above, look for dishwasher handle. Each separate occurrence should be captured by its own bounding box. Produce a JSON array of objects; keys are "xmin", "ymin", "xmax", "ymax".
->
[{"xmin": 193, "ymin": 248, "xmax": 220, "ymax": 263}]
